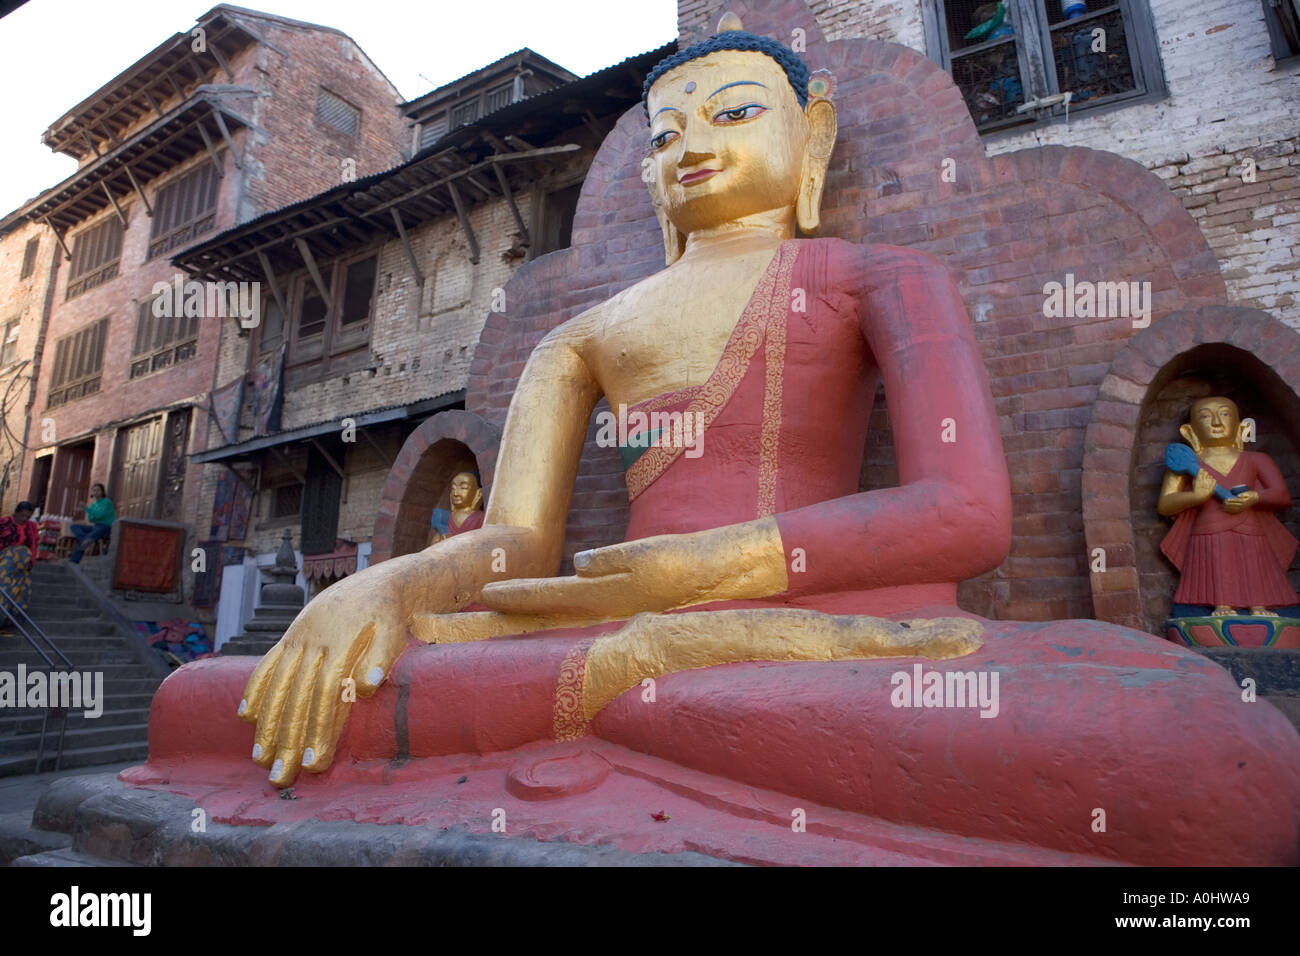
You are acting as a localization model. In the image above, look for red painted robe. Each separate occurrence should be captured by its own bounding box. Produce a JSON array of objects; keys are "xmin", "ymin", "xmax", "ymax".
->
[
  {"xmin": 445, "ymin": 509, "xmax": 484, "ymax": 537},
  {"xmin": 1160, "ymin": 451, "xmax": 1298, "ymax": 608}
]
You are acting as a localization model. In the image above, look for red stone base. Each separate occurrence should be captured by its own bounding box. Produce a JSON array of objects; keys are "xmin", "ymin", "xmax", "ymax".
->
[{"xmin": 124, "ymin": 611, "xmax": 1300, "ymax": 866}]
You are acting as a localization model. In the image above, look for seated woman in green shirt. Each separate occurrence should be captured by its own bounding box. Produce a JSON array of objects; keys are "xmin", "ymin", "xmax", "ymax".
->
[{"xmin": 69, "ymin": 483, "xmax": 115, "ymax": 564}]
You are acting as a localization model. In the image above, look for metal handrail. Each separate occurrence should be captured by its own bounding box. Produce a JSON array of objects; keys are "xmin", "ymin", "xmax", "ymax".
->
[{"xmin": 0, "ymin": 583, "xmax": 72, "ymax": 774}]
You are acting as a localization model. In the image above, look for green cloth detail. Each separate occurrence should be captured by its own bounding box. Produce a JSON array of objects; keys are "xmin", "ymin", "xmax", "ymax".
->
[
  {"xmin": 87, "ymin": 497, "xmax": 115, "ymax": 526},
  {"xmin": 619, "ymin": 427, "xmax": 664, "ymax": 471}
]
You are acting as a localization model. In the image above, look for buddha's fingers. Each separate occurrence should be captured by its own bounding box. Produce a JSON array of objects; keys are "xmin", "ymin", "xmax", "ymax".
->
[
  {"xmin": 251, "ymin": 645, "xmax": 305, "ymax": 768},
  {"xmin": 238, "ymin": 641, "xmax": 286, "ymax": 723},
  {"xmin": 348, "ymin": 621, "xmax": 386, "ymax": 695},
  {"xmin": 869, "ymin": 617, "xmax": 984, "ymax": 659},
  {"xmin": 480, "ymin": 573, "xmax": 637, "ymax": 618},
  {"xmin": 302, "ymin": 626, "xmax": 375, "ymax": 773},
  {"xmin": 268, "ymin": 648, "xmax": 326, "ymax": 787}
]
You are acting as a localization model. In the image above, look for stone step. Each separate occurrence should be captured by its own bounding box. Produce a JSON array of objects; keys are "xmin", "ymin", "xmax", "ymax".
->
[
  {"xmin": 26, "ymin": 607, "xmax": 103, "ymax": 623},
  {"xmin": 34, "ymin": 621, "xmax": 116, "ymax": 637},
  {"xmin": 28, "ymin": 590, "xmax": 92, "ymax": 606},
  {"xmin": 0, "ymin": 707, "xmax": 153, "ymax": 737},
  {"xmin": 0, "ymin": 722, "xmax": 151, "ymax": 757},
  {"xmin": 0, "ymin": 649, "xmax": 138, "ymax": 666},
  {"xmin": 0, "ymin": 810, "xmax": 73, "ymax": 865},
  {"xmin": 27, "ymin": 774, "xmax": 732, "ymax": 867},
  {"xmin": 11, "ymin": 847, "xmax": 138, "ymax": 866},
  {"xmin": 0, "ymin": 740, "xmax": 150, "ymax": 778}
]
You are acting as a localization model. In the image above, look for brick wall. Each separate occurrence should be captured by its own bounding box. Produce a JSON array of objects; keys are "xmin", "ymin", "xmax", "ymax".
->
[{"xmin": 0, "ymin": 222, "xmax": 59, "ymax": 512}]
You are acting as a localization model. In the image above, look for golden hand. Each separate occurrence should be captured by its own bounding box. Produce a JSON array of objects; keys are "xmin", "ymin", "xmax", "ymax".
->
[
  {"xmin": 1223, "ymin": 489, "xmax": 1259, "ymax": 514},
  {"xmin": 479, "ymin": 517, "xmax": 789, "ymax": 619},
  {"xmin": 1192, "ymin": 469, "xmax": 1218, "ymax": 503},
  {"xmin": 238, "ymin": 558, "xmax": 417, "ymax": 787}
]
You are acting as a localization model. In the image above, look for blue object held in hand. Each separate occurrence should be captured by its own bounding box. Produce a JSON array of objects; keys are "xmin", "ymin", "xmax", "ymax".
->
[{"xmin": 1164, "ymin": 443, "xmax": 1246, "ymax": 501}]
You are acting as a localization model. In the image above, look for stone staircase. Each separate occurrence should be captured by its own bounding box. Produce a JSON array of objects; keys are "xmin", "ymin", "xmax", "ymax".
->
[{"xmin": 0, "ymin": 561, "xmax": 165, "ymax": 777}]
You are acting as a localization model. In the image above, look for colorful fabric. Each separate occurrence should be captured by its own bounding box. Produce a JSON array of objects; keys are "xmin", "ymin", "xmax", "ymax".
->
[
  {"xmin": 251, "ymin": 344, "xmax": 285, "ymax": 436},
  {"xmin": 113, "ymin": 522, "xmax": 181, "ymax": 592},
  {"xmin": 86, "ymin": 497, "xmax": 116, "ymax": 525},
  {"xmin": 0, "ymin": 517, "xmax": 38, "ymax": 553},
  {"xmin": 133, "ymin": 619, "xmax": 212, "ymax": 664},
  {"xmin": 0, "ymin": 545, "xmax": 33, "ymax": 614},
  {"xmin": 210, "ymin": 379, "xmax": 243, "ymax": 445},
  {"xmin": 210, "ymin": 468, "xmax": 253, "ymax": 541}
]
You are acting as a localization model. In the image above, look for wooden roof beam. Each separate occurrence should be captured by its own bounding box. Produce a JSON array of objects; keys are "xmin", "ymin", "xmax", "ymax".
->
[
  {"xmin": 447, "ymin": 181, "xmax": 479, "ymax": 264},
  {"xmin": 390, "ymin": 208, "xmax": 424, "ymax": 284}
]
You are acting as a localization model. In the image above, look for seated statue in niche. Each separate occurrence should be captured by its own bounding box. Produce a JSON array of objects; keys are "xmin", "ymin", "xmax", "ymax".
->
[
  {"xmin": 1159, "ymin": 395, "xmax": 1300, "ymax": 647},
  {"xmin": 145, "ymin": 17, "xmax": 1300, "ymax": 865},
  {"xmin": 427, "ymin": 471, "xmax": 485, "ymax": 546}
]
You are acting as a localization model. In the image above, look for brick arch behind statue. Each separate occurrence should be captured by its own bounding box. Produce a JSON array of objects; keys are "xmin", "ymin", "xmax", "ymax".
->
[
  {"xmin": 371, "ymin": 409, "xmax": 502, "ymax": 563},
  {"xmin": 465, "ymin": 0, "xmax": 1236, "ymax": 603},
  {"xmin": 1083, "ymin": 305, "xmax": 1300, "ymax": 631}
]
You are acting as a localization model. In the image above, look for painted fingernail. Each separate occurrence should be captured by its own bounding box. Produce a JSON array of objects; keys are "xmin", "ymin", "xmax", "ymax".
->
[
  {"xmin": 302, "ymin": 748, "xmax": 315, "ymax": 767},
  {"xmin": 252, "ymin": 744, "xmax": 262, "ymax": 760},
  {"xmin": 270, "ymin": 758, "xmax": 284, "ymax": 780},
  {"xmin": 574, "ymin": 550, "xmax": 593, "ymax": 569},
  {"xmin": 238, "ymin": 699, "xmax": 248, "ymax": 715},
  {"xmin": 367, "ymin": 666, "xmax": 384, "ymax": 686}
]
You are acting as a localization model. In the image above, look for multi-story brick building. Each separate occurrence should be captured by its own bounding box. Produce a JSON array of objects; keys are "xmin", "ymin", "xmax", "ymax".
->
[
  {"xmin": 0, "ymin": 5, "xmax": 403, "ymax": 551},
  {"xmin": 174, "ymin": 44, "xmax": 672, "ymax": 649}
]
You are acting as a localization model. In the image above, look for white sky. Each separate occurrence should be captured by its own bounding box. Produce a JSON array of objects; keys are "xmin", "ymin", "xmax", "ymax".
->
[{"xmin": 0, "ymin": 0, "xmax": 678, "ymax": 216}]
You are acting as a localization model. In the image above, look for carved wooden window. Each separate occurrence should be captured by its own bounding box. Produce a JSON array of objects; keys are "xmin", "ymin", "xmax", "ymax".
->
[
  {"xmin": 20, "ymin": 237, "xmax": 39, "ymax": 280},
  {"xmin": 257, "ymin": 295, "xmax": 285, "ymax": 355},
  {"xmin": 317, "ymin": 88, "xmax": 361, "ymax": 136},
  {"xmin": 66, "ymin": 217, "xmax": 123, "ymax": 299},
  {"xmin": 924, "ymin": 0, "xmax": 1164, "ymax": 132},
  {"xmin": 1263, "ymin": 0, "xmax": 1300, "ymax": 63},
  {"xmin": 149, "ymin": 162, "xmax": 220, "ymax": 259},
  {"xmin": 287, "ymin": 252, "xmax": 378, "ymax": 366},
  {"xmin": 271, "ymin": 482, "xmax": 303, "ymax": 519},
  {"xmin": 130, "ymin": 297, "xmax": 199, "ymax": 380},
  {"xmin": 47, "ymin": 317, "xmax": 108, "ymax": 408}
]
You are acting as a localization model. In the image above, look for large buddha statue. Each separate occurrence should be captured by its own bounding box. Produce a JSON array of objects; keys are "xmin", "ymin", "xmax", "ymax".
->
[{"xmin": 136, "ymin": 21, "xmax": 1300, "ymax": 866}]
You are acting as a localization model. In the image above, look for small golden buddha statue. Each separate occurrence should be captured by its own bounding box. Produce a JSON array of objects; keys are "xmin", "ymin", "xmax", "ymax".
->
[
  {"xmin": 428, "ymin": 472, "xmax": 485, "ymax": 545},
  {"xmin": 1159, "ymin": 395, "xmax": 1298, "ymax": 617}
]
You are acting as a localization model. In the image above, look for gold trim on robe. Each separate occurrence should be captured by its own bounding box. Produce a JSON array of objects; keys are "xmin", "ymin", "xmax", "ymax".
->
[{"xmin": 624, "ymin": 241, "xmax": 799, "ymax": 504}]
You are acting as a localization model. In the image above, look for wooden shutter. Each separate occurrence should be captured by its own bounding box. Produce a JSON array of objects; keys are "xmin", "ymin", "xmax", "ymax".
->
[
  {"xmin": 20, "ymin": 237, "xmax": 39, "ymax": 280},
  {"xmin": 149, "ymin": 163, "xmax": 219, "ymax": 257},
  {"xmin": 317, "ymin": 89, "xmax": 360, "ymax": 136}
]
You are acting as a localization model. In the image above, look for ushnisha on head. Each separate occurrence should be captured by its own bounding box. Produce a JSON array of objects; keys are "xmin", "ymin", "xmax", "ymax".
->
[{"xmin": 641, "ymin": 13, "xmax": 838, "ymax": 263}]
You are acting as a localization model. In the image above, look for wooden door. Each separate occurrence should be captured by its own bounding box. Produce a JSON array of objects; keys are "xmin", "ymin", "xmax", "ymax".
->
[
  {"xmin": 112, "ymin": 417, "xmax": 165, "ymax": 519},
  {"xmin": 46, "ymin": 442, "xmax": 93, "ymax": 518}
]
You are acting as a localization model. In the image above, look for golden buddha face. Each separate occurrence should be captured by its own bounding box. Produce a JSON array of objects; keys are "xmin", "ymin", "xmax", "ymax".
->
[
  {"xmin": 1189, "ymin": 396, "xmax": 1240, "ymax": 448},
  {"xmin": 645, "ymin": 49, "xmax": 836, "ymax": 251},
  {"xmin": 449, "ymin": 472, "xmax": 481, "ymax": 510}
]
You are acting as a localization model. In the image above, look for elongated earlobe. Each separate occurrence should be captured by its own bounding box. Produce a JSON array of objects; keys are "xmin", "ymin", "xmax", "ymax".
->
[
  {"xmin": 1180, "ymin": 423, "xmax": 1202, "ymax": 455},
  {"xmin": 647, "ymin": 173, "xmax": 686, "ymax": 266},
  {"xmin": 797, "ymin": 98, "xmax": 838, "ymax": 234}
]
